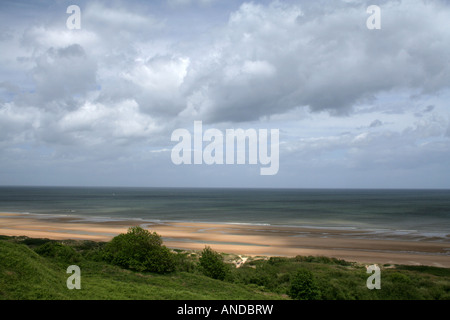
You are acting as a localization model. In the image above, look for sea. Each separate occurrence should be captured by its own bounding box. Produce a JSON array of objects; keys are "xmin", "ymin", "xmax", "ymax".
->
[{"xmin": 0, "ymin": 186, "xmax": 449, "ymax": 241}]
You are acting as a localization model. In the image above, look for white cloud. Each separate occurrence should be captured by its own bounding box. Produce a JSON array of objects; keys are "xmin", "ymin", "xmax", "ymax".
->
[
  {"xmin": 124, "ymin": 56, "xmax": 189, "ymax": 92},
  {"xmin": 1, "ymin": 0, "xmax": 449, "ymax": 187},
  {"xmin": 21, "ymin": 26, "xmax": 98, "ymax": 52},
  {"xmin": 175, "ymin": 0, "xmax": 450, "ymax": 122}
]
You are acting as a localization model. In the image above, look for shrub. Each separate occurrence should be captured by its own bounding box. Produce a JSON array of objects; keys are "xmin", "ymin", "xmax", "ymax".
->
[
  {"xmin": 173, "ymin": 252, "xmax": 197, "ymax": 273},
  {"xmin": 268, "ymin": 257, "xmax": 290, "ymax": 265},
  {"xmin": 382, "ymin": 272, "xmax": 421, "ymax": 299},
  {"xmin": 288, "ymin": 268, "xmax": 321, "ymax": 300},
  {"xmin": 245, "ymin": 265, "xmax": 279, "ymax": 290},
  {"xmin": 103, "ymin": 226, "xmax": 175, "ymax": 273},
  {"xmin": 18, "ymin": 237, "xmax": 52, "ymax": 247},
  {"xmin": 199, "ymin": 246, "xmax": 228, "ymax": 280},
  {"xmin": 294, "ymin": 255, "xmax": 352, "ymax": 266},
  {"xmin": 34, "ymin": 241, "xmax": 81, "ymax": 263}
]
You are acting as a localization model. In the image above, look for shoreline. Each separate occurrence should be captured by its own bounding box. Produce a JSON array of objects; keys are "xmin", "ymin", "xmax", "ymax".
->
[
  {"xmin": 1, "ymin": 212, "xmax": 449, "ymax": 268},
  {"xmin": 2, "ymin": 211, "xmax": 448, "ymax": 241}
]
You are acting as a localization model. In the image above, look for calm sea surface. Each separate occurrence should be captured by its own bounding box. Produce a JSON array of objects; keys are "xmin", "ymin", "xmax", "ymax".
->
[{"xmin": 0, "ymin": 187, "xmax": 449, "ymax": 240}]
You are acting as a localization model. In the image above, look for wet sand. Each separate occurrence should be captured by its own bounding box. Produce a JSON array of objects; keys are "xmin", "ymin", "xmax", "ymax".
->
[{"xmin": 1, "ymin": 212, "xmax": 449, "ymax": 268}]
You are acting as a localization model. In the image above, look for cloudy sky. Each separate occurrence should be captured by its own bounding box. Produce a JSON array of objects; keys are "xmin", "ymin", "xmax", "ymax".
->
[{"xmin": 0, "ymin": 0, "xmax": 449, "ymax": 188}]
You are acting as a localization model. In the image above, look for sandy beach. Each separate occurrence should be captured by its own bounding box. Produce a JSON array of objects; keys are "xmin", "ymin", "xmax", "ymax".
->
[{"xmin": 1, "ymin": 212, "xmax": 449, "ymax": 268}]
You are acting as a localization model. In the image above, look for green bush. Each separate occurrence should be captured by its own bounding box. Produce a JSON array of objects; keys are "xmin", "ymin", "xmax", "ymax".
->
[
  {"xmin": 382, "ymin": 272, "xmax": 421, "ymax": 299},
  {"xmin": 173, "ymin": 252, "xmax": 197, "ymax": 273},
  {"xmin": 102, "ymin": 226, "xmax": 175, "ymax": 273},
  {"xmin": 268, "ymin": 257, "xmax": 290, "ymax": 265},
  {"xmin": 294, "ymin": 255, "xmax": 352, "ymax": 266},
  {"xmin": 199, "ymin": 246, "xmax": 228, "ymax": 280},
  {"xmin": 235, "ymin": 264, "xmax": 281, "ymax": 291},
  {"xmin": 288, "ymin": 268, "xmax": 321, "ymax": 300},
  {"xmin": 34, "ymin": 241, "xmax": 81, "ymax": 263},
  {"xmin": 18, "ymin": 237, "xmax": 52, "ymax": 247}
]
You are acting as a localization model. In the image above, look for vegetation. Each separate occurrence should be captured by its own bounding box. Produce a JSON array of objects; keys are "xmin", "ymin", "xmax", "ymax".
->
[
  {"xmin": 102, "ymin": 226, "xmax": 175, "ymax": 273},
  {"xmin": 1, "ymin": 232, "xmax": 450, "ymax": 300},
  {"xmin": 0, "ymin": 238, "xmax": 281, "ymax": 300},
  {"xmin": 34, "ymin": 241, "xmax": 81, "ymax": 263},
  {"xmin": 288, "ymin": 268, "xmax": 321, "ymax": 300},
  {"xmin": 199, "ymin": 246, "xmax": 229, "ymax": 280}
]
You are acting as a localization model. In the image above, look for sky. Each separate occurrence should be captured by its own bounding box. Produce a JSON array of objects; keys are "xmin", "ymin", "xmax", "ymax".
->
[{"xmin": 0, "ymin": 0, "xmax": 449, "ymax": 189}]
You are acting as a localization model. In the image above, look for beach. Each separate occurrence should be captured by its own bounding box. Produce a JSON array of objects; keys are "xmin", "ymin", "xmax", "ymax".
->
[{"xmin": 1, "ymin": 212, "xmax": 449, "ymax": 268}]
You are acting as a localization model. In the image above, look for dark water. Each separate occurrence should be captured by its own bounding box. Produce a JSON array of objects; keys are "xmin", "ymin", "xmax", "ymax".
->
[{"xmin": 0, "ymin": 186, "xmax": 449, "ymax": 239}]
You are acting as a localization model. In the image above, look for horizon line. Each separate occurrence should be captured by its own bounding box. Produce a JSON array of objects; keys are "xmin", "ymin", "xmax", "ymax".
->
[{"xmin": 1, "ymin": 184, "xmax": 449, "ymax": 191}]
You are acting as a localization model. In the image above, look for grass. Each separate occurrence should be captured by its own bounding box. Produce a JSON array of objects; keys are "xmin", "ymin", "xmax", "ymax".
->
[
  {"xmin": 1, "ymin": 235, "xmax": 449, "ymax": 300},
  {"xmin": 0, "ymin": 238, "xmax": 284, "ymax": 300}
]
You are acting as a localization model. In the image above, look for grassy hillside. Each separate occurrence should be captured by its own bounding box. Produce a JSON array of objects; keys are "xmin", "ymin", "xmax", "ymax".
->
[
  {"xmin": 1, "ymin": 235, "xmax": 449, "ymax": 300},
  {"xmin": 0, "ymin": 238, "xmax": 284, "ymax": 300}
]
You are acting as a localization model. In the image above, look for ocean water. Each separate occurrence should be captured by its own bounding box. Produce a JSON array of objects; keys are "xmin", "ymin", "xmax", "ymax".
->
[{"xmin": 0, "ymin": 186, "xmax": 449, "ymax": 240}]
